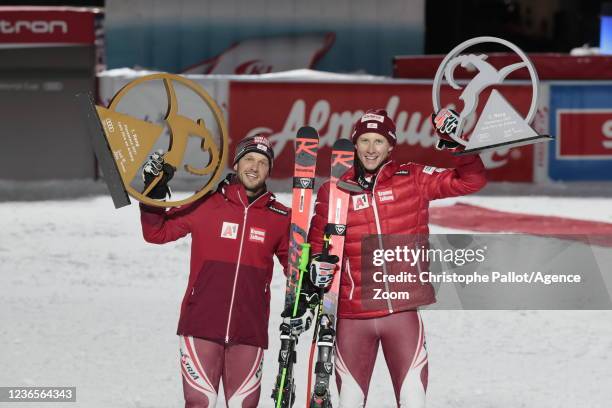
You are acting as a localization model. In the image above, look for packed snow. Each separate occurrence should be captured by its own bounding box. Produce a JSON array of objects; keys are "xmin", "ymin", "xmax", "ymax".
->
[{"xmin": 1, "ymin": 192, "xmax": 611, "ymax": 407}]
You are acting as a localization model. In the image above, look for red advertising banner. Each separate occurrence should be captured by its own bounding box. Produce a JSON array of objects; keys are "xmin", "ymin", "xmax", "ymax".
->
[
  {"xmin": 0, "ymin": 6, "xmax": 99, "ymax": 45},
  {"xmin": 557, "ymin": 110, "xmax": 612, "ymax": 159},
  {"xmin": 229, "ymin": 81, "xmax": 535, "ymax": 182}
]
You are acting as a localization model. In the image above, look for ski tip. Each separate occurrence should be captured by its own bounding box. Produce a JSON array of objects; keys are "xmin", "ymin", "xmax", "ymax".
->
[
  {"xmin": 332, "ymin": 138, "xmax": 354, "ymax": 151},
  {"xmin": 297, "ymin": 126, "xmax": 319, "ymax": 139}
]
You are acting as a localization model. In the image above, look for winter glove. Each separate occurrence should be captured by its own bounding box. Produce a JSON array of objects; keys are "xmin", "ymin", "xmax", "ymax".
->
[
  {"xmin": 432, "ymin": 109, "xmax": 462, "ymax": 151},
  {"xmin": 280, "ymin": 291, "xmax": 319, "ymax": 336},
  {"xmin": 309, "ymin": 253, "xmax": 340, "ymax": 289},
  {"xmin": 142, "ymin": 150, "xmax": 175, "ymax": 199}
]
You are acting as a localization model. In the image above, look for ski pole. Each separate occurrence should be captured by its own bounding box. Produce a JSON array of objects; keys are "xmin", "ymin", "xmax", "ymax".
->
[
  {"xmin": 275, "ymin": 242, "xmax": 312, "ymax": 408},
  {"xmin": 306, "ymin": 233, "xmax": 331, "ymax": 407}
]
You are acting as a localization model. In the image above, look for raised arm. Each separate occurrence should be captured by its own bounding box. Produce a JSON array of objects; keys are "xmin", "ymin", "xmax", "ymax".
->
[
  {"xmin": 417, "ymin": 154, "xmax": 487, "ymax": 201},
  {"xmin": 139, "ymin": 203, "xmax": 196, "ymax": 244}
]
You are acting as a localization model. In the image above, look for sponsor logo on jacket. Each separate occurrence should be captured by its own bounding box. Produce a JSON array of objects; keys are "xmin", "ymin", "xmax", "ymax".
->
[
  {"xmin": 352, "ymin": 194, "xmax": 369, "ymax": 210},
  {"xmin": 422, "ymin": 166, "xmax": 446, "ymax": 175},
  {"xmin": 221, "ymin": 222, "xmax": 239, "ymax": 239},
  {"xmin": 249, "ymin": 227, "xmax": 266, "ymax": 243},
  {"xmin": 377, "ymin": 189, "xmax": 394, "ymax": 203},
  {"xmin": 268, "ymin": 204, "xmax": 289, "ymax": 216}
]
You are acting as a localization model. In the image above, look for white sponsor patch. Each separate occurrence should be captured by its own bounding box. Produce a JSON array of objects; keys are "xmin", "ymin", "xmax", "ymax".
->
[
  {"xmin": 422, "ymin": 166, "xmax": 436, "ymax": 175},
  {"xmin": 256, "ymin": 143, "xmax": 268, "ymax": 151},
  {"xmin": 377, "ymin": 189, "xmax": 394, "ymax": 202},
  {"xmin": 221, "ymin": 222, "xmax": 239, "ymax": 239},
  {"xmin": 435, "ymin": 167, "xmax": 447, "ymax": 173},
  {"xmin": 361, "ymin": 113, "xmax": 384, "ymax": 123},
  {"xmin": 367, "ymin": 123, "xmax": 378, "ymax": 129},
  {"xmin": 352, "ymin": 194, "xmax": 369, "ymax": 210},
  {"xmin": 249, "ymin": 227, "xmax": 266, "ymax": 243}
]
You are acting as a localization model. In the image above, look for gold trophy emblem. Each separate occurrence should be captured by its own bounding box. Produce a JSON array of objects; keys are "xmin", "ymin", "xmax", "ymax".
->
[{"xmin": 79, "ymin": 73, "xmax": 228, "ymax": 208}]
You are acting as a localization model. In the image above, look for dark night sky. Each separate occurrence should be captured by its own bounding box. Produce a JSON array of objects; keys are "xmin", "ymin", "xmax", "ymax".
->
[
  {"xmin": 1, "ymin": 0, "xmax": 607, "ymax": 53},
  {"xmin": 425, "ymin": 0, "xmax": 605, "ymax": 53}
]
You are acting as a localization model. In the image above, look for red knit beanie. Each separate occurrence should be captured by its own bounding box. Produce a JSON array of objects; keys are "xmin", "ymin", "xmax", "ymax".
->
[
  {"xmin": 233, "ymin": 133, "xmax": 274, "ymax": 167},
  {"xmin": 351, "ymin": 109, "xmax": 397, "ymax": 146}
]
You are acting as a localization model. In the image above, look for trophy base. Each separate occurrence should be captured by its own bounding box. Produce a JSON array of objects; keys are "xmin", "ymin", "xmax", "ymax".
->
[
  {"xmin": 76, "ymin": 92, "xmax": 131, "ymax": 209},
  {"xmin": 453, "ymin": 134, "xmax": 553, "ymax": 156}
]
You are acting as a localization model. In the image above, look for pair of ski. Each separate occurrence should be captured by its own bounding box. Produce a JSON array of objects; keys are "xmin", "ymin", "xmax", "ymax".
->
[{"xmin": 271, "ymin": 127, "xmax": 354, "ymax": 408}]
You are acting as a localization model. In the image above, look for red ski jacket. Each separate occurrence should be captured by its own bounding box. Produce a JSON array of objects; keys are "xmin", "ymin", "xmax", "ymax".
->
[
  {"xmin": 140, "ymin": 182, "xmax": 290, "ymax": 349},
  {"xmin": 308, "ymin": 155, "xmax": 487, "ymax": 319}
]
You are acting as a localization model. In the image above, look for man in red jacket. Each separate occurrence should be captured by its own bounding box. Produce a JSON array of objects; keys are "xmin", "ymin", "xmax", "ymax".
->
[
  {"xmin": 140, "ymin": 135, "xmax": 309, "ymax": 408},
  {"xmin": 307, "ymin": 109, "xmax": 487, "ymax": 407}
]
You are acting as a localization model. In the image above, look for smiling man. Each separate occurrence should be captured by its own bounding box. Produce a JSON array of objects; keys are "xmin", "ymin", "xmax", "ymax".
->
[
  {"xmin": 307, "ymin": 109, "xmax": 488, "ymax": 407},
  {"xmin": 232, "ymin": 135, "xmax": 272, "ymax": 201},
  {"xmin": 138, "ymin": 134, "xmax": 311, "ymax": 408}
]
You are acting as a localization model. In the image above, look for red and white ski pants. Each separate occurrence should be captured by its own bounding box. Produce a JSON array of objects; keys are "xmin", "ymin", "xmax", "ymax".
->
[
  {"xmin": 335, "ymin": 310, "xmax": 428, "ymax": 408},
  {"xmin": 179, "ymin": 336, "xmax": 263, "ymax": 408}
]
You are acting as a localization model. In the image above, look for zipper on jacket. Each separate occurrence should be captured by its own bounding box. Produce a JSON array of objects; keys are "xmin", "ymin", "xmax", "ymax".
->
[
  {"xmin": 371, "ymin": 162, "xmax": 394, "ymax": 313},
  {"xmin": 347, "ymin": 258, "xmax": 355, "ymax": 300},
  {"xmin": 224, "ymin": 192, "xmax": 268, "ymax": 343}
]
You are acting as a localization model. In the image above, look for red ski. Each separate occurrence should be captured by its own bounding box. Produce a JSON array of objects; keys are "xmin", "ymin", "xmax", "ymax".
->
[
  {"xmin": 285, "ymin": 127, "xmax": 319, "ymax": 309},
  {"xmin": 272, "ymin": 126, "xmax": 319, "ymax": 408},
  {"xmin": 307, "ymin": 138, "xmax": 355, "ymax": 408}
]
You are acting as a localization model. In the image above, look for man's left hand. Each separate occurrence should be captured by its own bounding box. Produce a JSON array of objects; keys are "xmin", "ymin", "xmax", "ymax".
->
[{"xmin": 432, "ymin": 109, "xmax": 463, "ymax": 151}]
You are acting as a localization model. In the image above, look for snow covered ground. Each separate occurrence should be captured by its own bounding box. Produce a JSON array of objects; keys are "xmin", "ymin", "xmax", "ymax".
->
[{"xmin": 1, "ymin": 193, "xmax": 611, "ymax": 408}]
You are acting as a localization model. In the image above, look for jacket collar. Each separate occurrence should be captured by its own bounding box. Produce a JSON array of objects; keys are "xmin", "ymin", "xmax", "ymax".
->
[{"xmin": 340, "ymin": 160, "xmax": 399, "ymax": 191}]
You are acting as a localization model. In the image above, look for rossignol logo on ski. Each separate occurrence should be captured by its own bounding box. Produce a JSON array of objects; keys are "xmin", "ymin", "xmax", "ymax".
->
[
  {"xmin": 221, "ymin": 222, "xmax": 239, "ymax": 239},
  {"xmin": 249, "ymin": 227, "xmax": 266, "ymax": 244},
  {"xmin": 334, "ymin": 224, "xmax": 346, "ymax": 236},
  {"xmin": 352, "ymin": 194, "xmax": 369, "ymax": 210},
  {"xmin": 293, "ymin": 176, "xmax": 314, "ymax": 189}
]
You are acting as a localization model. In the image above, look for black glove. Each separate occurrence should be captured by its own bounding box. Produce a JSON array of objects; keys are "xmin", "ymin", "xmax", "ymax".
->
[
  {"xmin": 142, "ymin": 151, "xmax": 175, "ymax": 199},
  {"xmin": 432, "ymin": 109, "xmax": 462, "ymax": 151},
  {"xmin": 280, "ymin": 291, "xmax": 319, "ymax": 336}
]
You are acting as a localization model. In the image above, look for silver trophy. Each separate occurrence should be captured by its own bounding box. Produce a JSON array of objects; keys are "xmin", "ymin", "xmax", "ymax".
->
[{"xmin": 432, "ymin": 36, "xmax": 553, "ymax": 155}]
